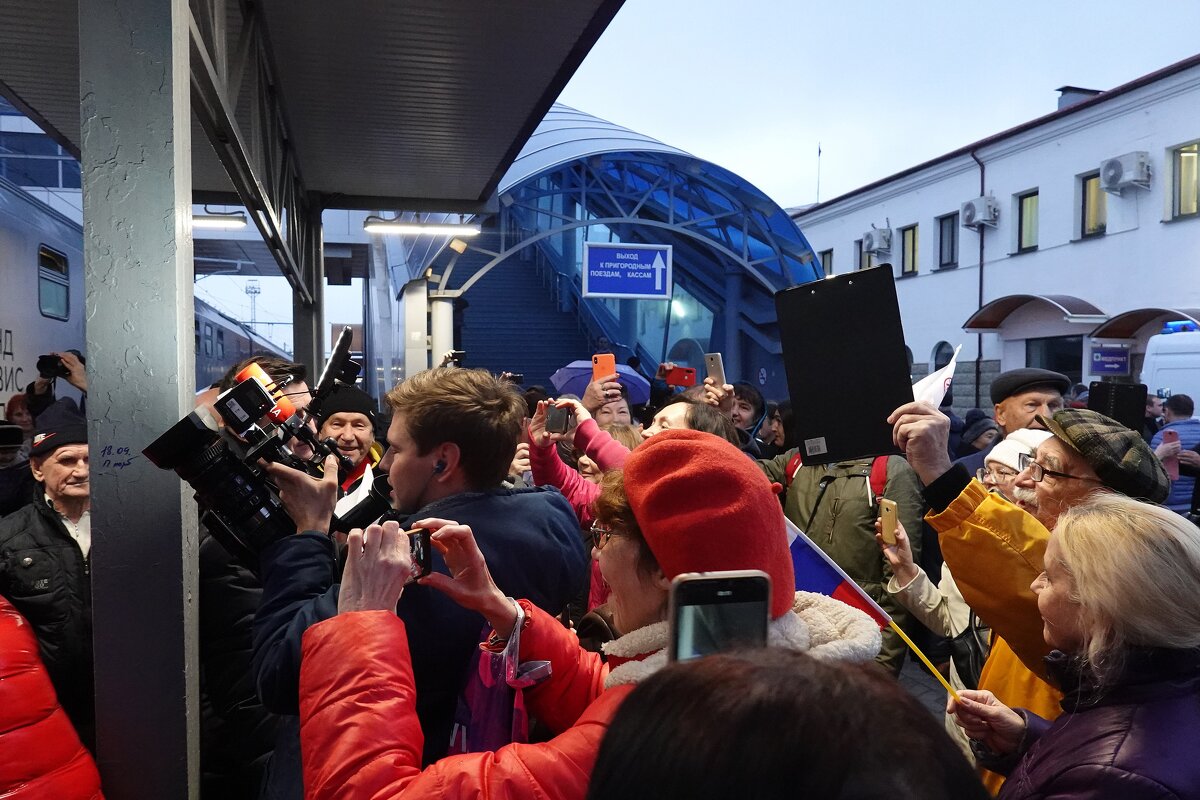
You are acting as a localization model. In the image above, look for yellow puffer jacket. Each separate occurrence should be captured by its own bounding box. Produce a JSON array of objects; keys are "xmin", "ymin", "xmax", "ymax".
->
[{"xmin": 926, "ymin": 476, "xmax": 1065, "ymax": 795}]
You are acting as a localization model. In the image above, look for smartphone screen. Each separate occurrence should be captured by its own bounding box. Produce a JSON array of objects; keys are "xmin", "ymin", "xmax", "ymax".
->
[
  {"xmin": 407, "ymin": 529, "xmax": 432, "ymax": 584},
  {"xmin": 704, "ymin": 353, "xmax": 726, "ymax": 387},
  {"xmin": 545, "ymin": 405, "xmax": 570, "ymax": 434},
  {"xmin": 669, "ymin": 571, "xmax": 770, "ymax": 662}
]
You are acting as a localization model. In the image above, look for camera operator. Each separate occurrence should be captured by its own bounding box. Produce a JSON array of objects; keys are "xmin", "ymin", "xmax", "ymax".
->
[
  {"xmin": 251, "ymin": 367, "xmax": 588, "ymax": 799},
  {"xmin": 198, "ymin": 354, "xmax": 311, "ymax": 799},
  {"xmin": 24, "ymin": 349, "xmax": 88, "ymax": 421}
]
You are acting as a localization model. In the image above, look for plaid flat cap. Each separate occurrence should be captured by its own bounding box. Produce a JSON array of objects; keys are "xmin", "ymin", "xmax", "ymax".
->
[{"xmin": 1036, "ymin": 408, "xmax": 1169, "ymax": 503}]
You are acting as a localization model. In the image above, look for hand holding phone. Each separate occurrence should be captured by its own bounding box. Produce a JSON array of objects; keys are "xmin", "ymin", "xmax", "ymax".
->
[
  {"xmin": 1161, "ymin": 429, "xmax": 1180, "ymax": 481},
  {"xmin": 668, "ymin": 570, "xmax": 770, "ymax": 662},
  {"xmin": 877, "ymin": 498, "xmax": 898, "ymax": 545}
]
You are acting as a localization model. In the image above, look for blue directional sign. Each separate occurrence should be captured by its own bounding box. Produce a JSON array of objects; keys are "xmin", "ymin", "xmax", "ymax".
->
[
  {"xmin": 1091, "ymin": 345, "xmax": 1130, "ymax": 376},
  {"xmin": 582, "ymin": 242, "xmax": 673, "ymax": 300}
]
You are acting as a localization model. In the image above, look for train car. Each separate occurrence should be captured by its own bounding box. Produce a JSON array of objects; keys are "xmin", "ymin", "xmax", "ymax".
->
[
  {"xmin": 194, "ymin": 297, "xmax": 292, "ymax": 389},
  {"xmin": 0, "ymin": 175, "xmax": 86, "ymax": 416},
  {"xmin": 0, "ymin": 176, "xmax": 291, "ymax": 415}
]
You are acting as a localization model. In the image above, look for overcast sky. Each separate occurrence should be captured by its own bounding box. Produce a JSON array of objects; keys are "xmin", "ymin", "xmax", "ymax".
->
[
  {"xmin": 201, "ymin": 0, "xmax": 1200, "ymax": 350},
  {"xmin": 558, "ymin": 0, "xmax": 1200, "ymax": 207}
]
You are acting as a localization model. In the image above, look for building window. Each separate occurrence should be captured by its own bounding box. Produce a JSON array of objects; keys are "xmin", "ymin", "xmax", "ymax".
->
[
  {"xmin": 1026, "ymin": 335, "xmax": 1083, "ymax": 385},
  {"xmin": 937, "ymin": 213, "xmax": 958, "ymax": 268},
  {"xmin": 1174, "ymin": 142, "xmax": 1198, "ymax": 218},
  {"xmin": 1016, "ymin": 191, "xmax": 1038, "ymax": 252},
  {"xmin": 1081, "ymin": 173, "xmax": 1106, "ymax": 237},
  {"xmin": 0, "ymin": 132, "xmax": 81, "ymax": 190},
  {"xmin": 37, "ymin": 245, "xmax": 69, "ymax": 320},
  {"xmin": 819, "ymin": 249, "xmax": 833, "ymax": 276},
  {"xmin": 899, "ymin": 225, "xmax": 918, "ymax": 275},
  {"xmin": 855, "ymin": 239, "xmax": 874, "ymax": 271}
]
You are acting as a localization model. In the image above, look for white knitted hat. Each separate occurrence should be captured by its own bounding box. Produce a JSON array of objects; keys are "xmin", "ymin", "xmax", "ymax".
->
[{"xmin": 985, "ymin": 427, "xmax": 1053, "ymax": 472}]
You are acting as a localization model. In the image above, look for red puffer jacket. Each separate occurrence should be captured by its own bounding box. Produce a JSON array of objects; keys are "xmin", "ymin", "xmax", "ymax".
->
[
  {"xmin": 299, "ymin": 605, "xmax": 630, "ymax": 800},
  {"xmin": 0, "ymin": 595, "xmax": 103, "ymax": 799}
]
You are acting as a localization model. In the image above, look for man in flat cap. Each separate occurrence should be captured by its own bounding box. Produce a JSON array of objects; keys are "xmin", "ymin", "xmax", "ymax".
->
[
  {"xmin": 955, "ymin": 367, "xmax": 1071, "ymax": 476},
  {"xmin": 889, "ymin": 401, "xmax": 1168, "ymax": 791},
  {"xmin": 0, "ymin": 417, "xmax": 94, "ymax": 748}
]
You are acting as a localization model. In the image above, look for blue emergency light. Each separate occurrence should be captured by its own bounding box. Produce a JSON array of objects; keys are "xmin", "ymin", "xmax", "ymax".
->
[{"xmin": 1160, "ymin": 320, "xmax": 1198, "ymax": 334}]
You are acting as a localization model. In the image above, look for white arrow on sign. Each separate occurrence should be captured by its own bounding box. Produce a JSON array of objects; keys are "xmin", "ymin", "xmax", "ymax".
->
[{"xmin": 651, "ymin": 252, "xmax": 666, "ymax": 291}]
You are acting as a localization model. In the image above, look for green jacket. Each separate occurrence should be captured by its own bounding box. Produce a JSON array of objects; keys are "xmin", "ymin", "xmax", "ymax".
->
[{"xmin": 759, "ymin": 451, "xmax": 925, "ymax": 673}]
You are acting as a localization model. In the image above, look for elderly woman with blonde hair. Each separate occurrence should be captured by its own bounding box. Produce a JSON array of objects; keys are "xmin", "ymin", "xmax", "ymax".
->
[{"xmin": 949, "ymin": 493, "xmax": 1200, "ymax": 798}]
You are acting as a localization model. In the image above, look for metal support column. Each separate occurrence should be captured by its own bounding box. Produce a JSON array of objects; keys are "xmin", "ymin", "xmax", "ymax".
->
[
  {"xmin": 79, "ymin": 0, "xmax": 198, "ymax": 795},
  {"xmin": 430, "ymin": 294, "xmax": 456, "ymax": 365},
  {"xmin": 724, "ymin": 268, "xmax": 743, "ymax": 383},
  {"xmin": 293, "ymin": 205, "xmax": 325, "ymax": 372}
]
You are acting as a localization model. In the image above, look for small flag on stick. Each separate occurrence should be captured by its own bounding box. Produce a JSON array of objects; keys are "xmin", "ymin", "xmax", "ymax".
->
[{"xmin": 785, "ymin": 518, "xmax": 960, "ymax": 700}]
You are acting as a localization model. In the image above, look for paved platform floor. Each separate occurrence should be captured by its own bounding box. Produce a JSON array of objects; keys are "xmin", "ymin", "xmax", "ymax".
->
[{"xmin": 899, "ymin": 656, "xmax": 950, "ymax": 717}]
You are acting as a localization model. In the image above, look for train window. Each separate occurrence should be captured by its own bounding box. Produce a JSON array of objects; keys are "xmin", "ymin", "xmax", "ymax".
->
[
  {"xmin": 204, "ymin": 324, "xmax": 213, "ymax": 356},
  {"xmin": 38, "ymin": 245, "xmax": 69, "ymax": 320},
  {"xmin": 216, "ymin": 330, "xmax": 225, "ymax": 359},
  {"xmin": 195, "ymin": 320, "xmax": 200, "ymax": 354}
]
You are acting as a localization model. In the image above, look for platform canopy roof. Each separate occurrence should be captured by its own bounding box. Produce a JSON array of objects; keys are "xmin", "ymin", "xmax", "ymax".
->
[{"xmin": 0, "ymin": 0, "xmax": 623, "ymax": 211}]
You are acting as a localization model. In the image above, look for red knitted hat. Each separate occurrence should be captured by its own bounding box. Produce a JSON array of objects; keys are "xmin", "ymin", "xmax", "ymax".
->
[{"xmin": 623, "ymin": 429, "xmax": 796, "ymax": 618}]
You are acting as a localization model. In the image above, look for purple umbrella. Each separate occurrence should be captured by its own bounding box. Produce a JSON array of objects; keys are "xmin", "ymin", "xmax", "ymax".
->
[{"xmin": 549, "ymin": 360, "xmax": 651, "ymax": 405}]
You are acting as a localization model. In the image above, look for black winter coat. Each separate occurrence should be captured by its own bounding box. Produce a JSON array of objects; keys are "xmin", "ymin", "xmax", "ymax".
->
[{"xmin": 0, "ymin": 497, "xmax": 93, "ymax": 746}]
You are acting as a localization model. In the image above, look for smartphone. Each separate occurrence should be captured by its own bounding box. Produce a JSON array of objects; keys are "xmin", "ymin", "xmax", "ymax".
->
[
  {"xmin": 704, "ymin": 353, "xmax": 726, "ymax": 387},
  {"xmin": 1162, "ymin": 428, "xmax": 1180, "ymax": 481},
  {"xmin": 668, "ymin": 570, "xmax": 771, "ymax": 662},
  {"xmin": 545, "ymin": 404, "xmax": 571, "ymax": 434},
  {"xmin": 592, "ymin": 353, "xmax": 616, "ymax": 383},
  {"xmin": 878, "ymin": 498, "xmax": 898, "ymax": 545},
  {"xmin": 407, "ymin": 529, "xmax": 432, "ymax": 585},
  {"xmin": 664, "ymin": 365, "xmax": 697, "ymax": 388}
]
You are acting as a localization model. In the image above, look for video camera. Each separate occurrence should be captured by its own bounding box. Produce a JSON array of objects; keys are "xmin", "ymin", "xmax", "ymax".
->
[{"xmin": 144, "ymin": 327, "xmax": 377, "ymax": 569}]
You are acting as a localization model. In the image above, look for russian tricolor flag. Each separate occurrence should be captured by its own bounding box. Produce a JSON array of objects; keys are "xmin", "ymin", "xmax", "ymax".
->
[{"xmin": 785, "ymin": 518, "xmax": 890, "ymax": 628}]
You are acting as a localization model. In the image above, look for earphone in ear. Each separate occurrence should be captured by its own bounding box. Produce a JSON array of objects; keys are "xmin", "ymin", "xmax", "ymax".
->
[{"xmin": 433, "ymin": 460, "xmax": 446, "ymax": 474}]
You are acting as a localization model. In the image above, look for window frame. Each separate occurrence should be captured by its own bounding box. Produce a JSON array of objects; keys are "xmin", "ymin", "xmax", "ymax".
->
[
  {"xmin": 37, "ymin": 245, "xmax": 70, "ymax": 321},
  {"xmin": 855, "ymin": 239, "xmax": 875, "ymax": 271},
  {"xmin": 899, "ymin": 224, "xmax": 918, "ymax": 276},
  {"xmin": 936, "ymin": 213, "xmax": 958, "ymax": 269},
  {"xmin": 1016, "ymin": 190, "xmax": 1039, "ymax": 252},
  {"xmin": 1080, "ymin": 172, "xmax": 1106, "ymax": 238},
  {"xmin": 1173, "ymin": 142, "xmax": 1199, "ymax": 219},
  {"xmin": 818, "ymin": 249, "xmax": 833, "ymax": 277}
]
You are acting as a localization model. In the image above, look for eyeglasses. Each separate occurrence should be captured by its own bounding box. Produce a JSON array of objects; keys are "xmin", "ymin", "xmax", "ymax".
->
[
  {"xmin": 589, "ymin": 521, "xmax": 621, "ymax": 551},
  {"xmin": 1018, "ymin": 452, "xmax": 1103, "ymax": 484},
  {"xmin": 976, "ymin": 467, "xmax": 1018, "ymax": 483}
]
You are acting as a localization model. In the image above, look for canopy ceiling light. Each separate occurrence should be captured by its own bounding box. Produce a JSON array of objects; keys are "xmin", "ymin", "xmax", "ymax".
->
[
  {"xmin": 363, "ymin": 214, "xmax": 480, "ymax": 236},
  {"xmin": 193, "ymin": 210, "xmax": 248, "ymax": 229}
]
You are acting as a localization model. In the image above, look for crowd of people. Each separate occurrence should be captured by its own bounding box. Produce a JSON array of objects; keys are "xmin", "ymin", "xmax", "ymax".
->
[{"xmin": 1, "ymin": 343, "xmax": 1200, "ymax": 799}]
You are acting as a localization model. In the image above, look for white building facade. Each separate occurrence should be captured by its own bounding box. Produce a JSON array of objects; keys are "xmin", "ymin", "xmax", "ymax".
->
[{"xmin": 792, "ymin": 56, "xmax": 1200, "ymax": 412}]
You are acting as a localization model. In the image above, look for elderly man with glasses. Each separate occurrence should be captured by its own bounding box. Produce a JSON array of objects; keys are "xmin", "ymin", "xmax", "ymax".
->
[{"xmin": 888, "ymin": 402, "xmax": 1169, "ymax": 794}]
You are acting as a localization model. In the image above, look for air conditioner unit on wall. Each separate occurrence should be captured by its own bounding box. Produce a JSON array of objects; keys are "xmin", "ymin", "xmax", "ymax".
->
[
  {"xmin": 1100, "ymin": 151, "xmax": 1151, "ymax": 194},
  {"xmin": 960, "ymin": 195, "xmax": 999, "ymax": 229},
  {"xmin": 862, "ymin": 228, "xmax": 892, "ymax": 253}
]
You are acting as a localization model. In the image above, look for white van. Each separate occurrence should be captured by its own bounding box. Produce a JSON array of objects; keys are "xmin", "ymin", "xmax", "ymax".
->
[{"xmin": 1141, "ymin": 329, "xmax": 1200, "ymax": 402}]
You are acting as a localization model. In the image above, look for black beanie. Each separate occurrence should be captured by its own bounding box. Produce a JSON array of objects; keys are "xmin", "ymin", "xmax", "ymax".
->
[
  {"xmin": 316, "ymin": 385, "xmax": 376, "ymax": 428},
  {"xmin": 30, "ymin": 422, "xmax": 88, "ymax": 457}
]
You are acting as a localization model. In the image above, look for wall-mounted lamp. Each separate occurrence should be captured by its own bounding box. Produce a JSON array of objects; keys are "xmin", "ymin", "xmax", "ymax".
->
[
  {"xmin": 363, "ymin": 214, "xmax": 480, "ymax": 236},
  {"xmin": 193, "ymin": 210, "xmax": 248, "ymax": 229},
  {"xmin": 448, "ymin": 238, "xmax": 469, "ymax": 254}
]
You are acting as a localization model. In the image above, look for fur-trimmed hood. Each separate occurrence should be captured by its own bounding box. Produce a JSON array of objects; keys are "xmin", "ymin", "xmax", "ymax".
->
[{"xmin": 601, "ymin": 590, "xmax": 882, "ymax": 688}]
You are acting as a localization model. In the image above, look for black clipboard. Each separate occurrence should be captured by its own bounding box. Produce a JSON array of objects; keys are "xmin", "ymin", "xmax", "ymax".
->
[
  {"xmin": 1087, "ymin": 381, "xmax": 1146, "ymax": 432},
  {"xmin": 774, "ymin": 267, "xmax": 910, "ymax": 464}
]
